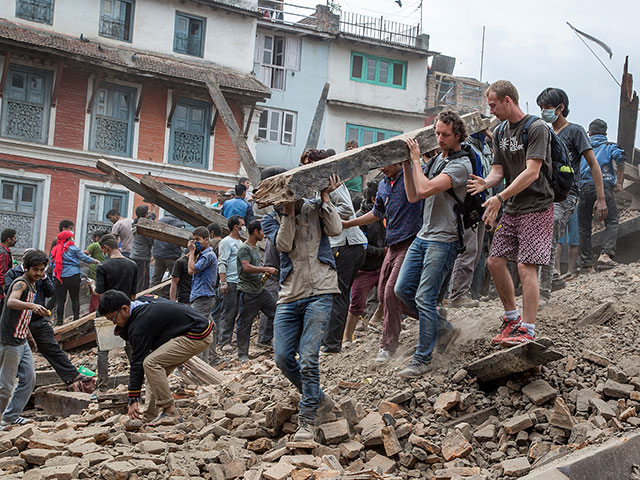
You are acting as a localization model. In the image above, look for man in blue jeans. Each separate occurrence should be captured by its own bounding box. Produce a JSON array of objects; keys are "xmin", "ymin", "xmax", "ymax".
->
[
  {"xmin": 269, "ymin": 172, "xmax": 343, "ymax": 442},
  {"xmin": 394, "ymin": 110, "xmax": 473, "ymax": 379}
]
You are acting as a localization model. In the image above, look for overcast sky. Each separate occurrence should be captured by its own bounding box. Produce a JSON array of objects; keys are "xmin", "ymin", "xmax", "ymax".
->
[{"xmin": 299, "ymin": 0, "xmax": 638, "ymax": 144}]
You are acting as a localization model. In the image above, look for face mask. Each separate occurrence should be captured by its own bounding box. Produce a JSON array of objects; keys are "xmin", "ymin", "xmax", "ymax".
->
[
  {"xmin": 541, "ymin": 108, "xmax": 558, "ymax": 123},
  {"xmin": 194, "ymin": 241, "xmax": 203, "ymax": 254},
  {"xmin": 240, "ymin": 226, "xmax": 247, "ymax": 235}
]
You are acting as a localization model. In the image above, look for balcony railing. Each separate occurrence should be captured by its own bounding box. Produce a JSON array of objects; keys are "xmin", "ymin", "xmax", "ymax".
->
[
  {"xmin": 257, "ymin": 0, "xmax": 421, "ymax": 49},
  {"xmin": 339, "ymin": 11, "xmax": 420, "ymax": 49}
]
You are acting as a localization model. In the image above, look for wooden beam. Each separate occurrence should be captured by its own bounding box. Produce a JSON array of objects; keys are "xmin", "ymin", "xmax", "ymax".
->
[
  {"xmin": 134, "ymin": 85, "xmax": 144, "ymax": 122},
  {"xmin": 254, "ymin": 111, "xmax": 491, "ymax": 207},
  {"xmin": 0, "ymin": 52, "xmax": 11, "ymax": 99},
  {"xmin": 51, "ymin": 59, "xmax": 64, "ymax": 107},
  {"xmin": 133, "ymin": 217, "xmax": 191, "ymax": 246},
  {"xmin": 96, "ymin": 159, "xmax": 227, "ymax": 230},
  {"xmin": 617, "ymin": 56, "xmax": 638, "ymax": 166},
  {"xmin": 243, "ymin": 103, "xmax": 256, "ymax": 138},
  {"xmin": 167, "ymin": 93, "xmax": 178, "ymax": 127},
  {"xmin": 592, "ymin": 214, "xmax": 640, "ymax": 249},
  {"xmin": 204, "ymin": 73, "xmax": 261, "ymax": 186},
  {"xmin": 139, "ymin": 175, "xmax": 229, "ymax": 232},
  {"xmin": 304, "ymin": 82, "xmax": 330, "ymax": 152},
  {"xmin": 86, "ymin": 72, "xmax": 104, "ymax": 114}
]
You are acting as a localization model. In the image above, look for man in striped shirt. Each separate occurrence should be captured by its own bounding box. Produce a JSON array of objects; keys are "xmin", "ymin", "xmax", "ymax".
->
[{"xmin": 0, "ymin": 249, "xmax": 49, "ymax": 426}]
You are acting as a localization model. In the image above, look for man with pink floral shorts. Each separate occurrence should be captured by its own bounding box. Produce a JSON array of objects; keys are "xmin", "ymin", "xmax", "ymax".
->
[{"xmin": 468, "ymin": 80, "xmax": 554, "ymax": 346}]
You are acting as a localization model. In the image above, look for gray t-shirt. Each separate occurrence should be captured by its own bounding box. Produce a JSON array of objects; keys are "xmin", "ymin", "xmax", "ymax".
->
[
  {"xmin": 492, "ymin": 115, "xmax": 553, "ymax": 215},
  {"xmin": 557, "ymin": 122, "xmax": 591, "ymax": 197},
  {"xmin": 417, "ymin": 152, "xmax": 472, "ymax": 243}
]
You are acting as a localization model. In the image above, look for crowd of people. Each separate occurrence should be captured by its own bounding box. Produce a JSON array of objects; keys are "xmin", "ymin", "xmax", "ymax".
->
[{"xmin": 0, "ymin": 81, "xmax": 628, "ymax": 440}]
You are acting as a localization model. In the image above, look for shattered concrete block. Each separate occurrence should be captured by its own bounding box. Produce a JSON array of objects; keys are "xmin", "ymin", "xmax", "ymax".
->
[
  {"xmin": 583, "ymin": 350, "xmax": 611, "ymax": 367},
  {"xmin": 321, "ymin": 454, "xmax": 342, "ymax": 471},
  {"xmin": 339, "ymin": 439, "xmax": 363, "ymax": 460},
  {"xmin": 432, "ymin": 466, "xmax": 481, "ymax": 479},
  {"xmin": 223, "ymin": 459, "xmax": 246, "ymax": 479},
  {"xmin": 434, "ymin": 391, "xmax": 461, "ymax": 411},
  {"xmin": 20, "ymin": 449, "xmax": 62, "ymax": 466},
  {"xmin": 319, "ymin": 419, "xmax": 350, "ymax": 444},
  {"xmin": 379, "ymin": 400, "xmax": 399, "ymax": 417},
  {"xmin": 408, "ymin": 434, "xmax": 440, "ymax": 454},
  {"xmin": 501, "ymin": 456, "xmax": 531, "ymax": 477},
  {"xmin": 83, "ymin": 451, "xmax": 114, "ymax": 466},
  {"xmin": 473, "ymin": 424, "xmax": 495, "ymax": 442},
  {"xmin": 521, "ymin": 380, "xmax": 557, "ymax": 406},
  {"xmin": 339, "ymin": 397, "xmax": 364, "ymax": 426},
  {"xmin": 247, "ymin": 437, "xmax": 273, "ymax": 453},
  {"xmin": 263, "ymin": 461, "xmax": 294, "ymax": 480},
  {"xmin": 356, "ymin": 411, "xmax": 385, "ymax": 446},
  {"xmin": 590, "ymin": 398, "xmax": 616, "ymax": 420},
  {"xmin": 549, "ymin": 397, "xmax": 575, "ymax": 430},
  {"xmin": 262, "ymin": 446, "xmax": 288, "ymax": 463},
  {"xmin": 26, "ymin": 438, "xmax": 65, "ymax": 451},
  {"xmin": 134, "ymin": 440, "xmax": 167, "ymax": 455},
  {"xmin": 101, "ymin": 460, "xmax": 137, "ymax": 480},
  {"xmin": 381, "ymin": 426, "xmax": 402, "ymax": 457},
  {"xmin": 576, "ymin": 389, "xmax": 597, "ymax": 413},
  {"xmin": 290, "ymin": 468, "xmax": 314, "ymax": 480},
  {"xmin": 603, "ymin": 379, "xmax": 634, "ymax": 399},
  {"xmin": 22, "ymin": 463, "xmax": 79, "ymax": 480},
  {"xmin": 226, "ymin": 403, "xmax": 251, "ymax": 419},
  {"xmin": 441, "ymin": 431, "xmax": 472, "ymax": 461},
  {"xmin": 364, "ymin": 453, "xmax": 396, "ymax": 474},
  {"xmin": 504, "ymin": 414, "xmax": 533, "ymax": 434},
  {"xmin": 387, "ymin": 389, "xmax": 412, "ymax": 404},
  {"xmin": 620, "ymin": 407, "xmax": 636, "ymax": 422}
]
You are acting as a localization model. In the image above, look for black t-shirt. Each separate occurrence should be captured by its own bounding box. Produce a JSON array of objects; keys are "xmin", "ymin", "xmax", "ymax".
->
[
  {"xmin": 557, "ymin": 123, "xmax": 592, "ymax": 196},
  {"xmin": 96, "ymin": 257, "xmax": 138, "ymax": 298},
  {"xmin": 171, "ymin": 256, "xmax": 192, "ymax": 304}
]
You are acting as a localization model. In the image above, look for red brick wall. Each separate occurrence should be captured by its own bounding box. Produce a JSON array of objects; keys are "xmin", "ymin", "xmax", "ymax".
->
[
  {"xmin": 137, "ymin": 85, "xmax": 167, "ymax": 163},
  {"xmin": 53, "ymin": 69, "xmax": 88, "ymax": 150},
  {"xmin": 213, "ymin": 102, "xmax": 243, "ymax": 174}
]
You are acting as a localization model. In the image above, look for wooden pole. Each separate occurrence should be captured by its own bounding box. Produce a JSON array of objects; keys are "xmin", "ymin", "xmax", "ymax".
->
[
  {"xmin": 617, "ymin": 56, "xmax": 638, "ymax": 166},
  {"xmin": 203, "ymin": 73, "xmax": 261, "ymax": 186},
  {"xmin": 303, "ymin": 82, "xmax": 330, "ymax": 152},
  {"xmin": 133, "ymin": 217, "xmax": 191, "ymax": 246},
  {"xmin": 253, "ymin": 111, "xmax": 491, "ymax": 207}
]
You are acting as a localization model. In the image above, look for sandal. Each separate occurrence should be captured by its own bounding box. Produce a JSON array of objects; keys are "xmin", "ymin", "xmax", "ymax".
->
[{"xmin": 148, "ymin": 412, "xmax": 182, "ymax": 427}]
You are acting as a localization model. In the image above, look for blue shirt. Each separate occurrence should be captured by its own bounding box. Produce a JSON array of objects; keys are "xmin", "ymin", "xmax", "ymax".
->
[
  {"xmin": 189, "ymin": 247, "xmax": 218, "ymax": 302},
  {"xmin": 372, "ymin": 170, "xmax": 424, "ymax": 246},
  {"xmin": 222, "ymin": 198, "xmax": 254, "ymax": 223},
  {"xmin": 53, "ymin": 245, "xmax": 95, "ymax": 278},
  {"xmin": 580, "ymin": 134, "xmax": 625, "ymax": 188}
]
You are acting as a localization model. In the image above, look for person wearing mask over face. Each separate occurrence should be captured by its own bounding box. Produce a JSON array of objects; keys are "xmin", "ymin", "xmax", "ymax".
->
[
  {"xmin": 187, "ymin": 227, "xmax": 218, "ymax": 363},
  {"xmin": 216, "ymin": 216, "xmax": 245, "ymax": 351},
  {"xmin": 50, "ymin": 230, "xmax": 99, "ymax": 326},
  {"xmin": 95, "ymin": 234, "xmax": 138, "ymax": 391}
]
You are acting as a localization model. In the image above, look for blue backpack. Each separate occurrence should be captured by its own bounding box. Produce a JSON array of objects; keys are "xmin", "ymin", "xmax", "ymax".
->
[{"xmin": 497, "ymin": 116, "xmax": 574, "ymax": 202}]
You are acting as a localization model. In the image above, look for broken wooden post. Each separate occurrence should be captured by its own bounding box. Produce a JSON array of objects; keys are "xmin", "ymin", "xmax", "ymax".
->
[
  {"xmin": 253, "ymin": 111, "xmax": 491, "ymax": 207},
  {"xmin": 464, "ymin": 338, "xmax": 563, "ymax": 384},
  {"xmin": 181, "ymin": 356, "xmax": 229, "ymax": 386},
  {"xmin": 96, "ymin": 159, "xmax": 227, "ymax": 230},
  {"xmin": 576, "ymin": 302, "xmax": 615, "ymax": 327},
  {"xmin": 34, "ymin": 390, "xmax": 92, "ymax": 416},
  {"xmin": 617, "ymin": 56, "xmax": 638, "ymax": 166},
  {"xmin": 139, "ymin": 175, "xmax": 229, "ymax": 232},
  {"xmin": 133, "ymin": 217, "xmax": 191, "ymax": 247},
  {"xmin": 592, "ymin": 214, "xmax": 640, "ymax": 249},
  {"xmin": 203, "ymin": 73, "xmax": 261, "ymax": 186},
  {"xmin": 303, "ymin": 82, "xmax": 330, "ymax": 152}
]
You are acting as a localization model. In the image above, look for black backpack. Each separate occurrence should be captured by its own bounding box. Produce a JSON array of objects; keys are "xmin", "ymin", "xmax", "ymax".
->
[
  {"xmin": 426, "ymin": 144, "xmax": 484, "ymax": 255},
  {"xmin": 496, "ymin": 116, "xmax": 574, "ymax": 203}
]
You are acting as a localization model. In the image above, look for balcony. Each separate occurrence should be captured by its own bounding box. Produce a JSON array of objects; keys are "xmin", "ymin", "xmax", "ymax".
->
[{"xmin": 257, "ymin": 0, "xmax": 425, "ymax": 50}]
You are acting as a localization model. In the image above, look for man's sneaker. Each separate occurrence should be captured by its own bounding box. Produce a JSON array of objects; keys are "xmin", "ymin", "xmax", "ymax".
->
[
  {"xmin": 238, "ymin": 355, "xmax": 250, "ymax": 363},
  {"xmin": 292, "ymin": 422, "xmax": 315, "ymax": 442},
  {"xmin": 319, "ymin": 346, "xmax": 340, "ymax": 356},
  {"xmin": 449, "ymin": 296, "xmax": 479, "ymax": 308},
  {"xmin": 314, "ymin": 394, "xmax": 335, "ymax": 426},
  {"xmin": 436, "ymin": 322, "xmax": 461, "ymax": 354},
  {"xmin": 220, "ymin": 343, "xmax": 234, "ymax": 353},
  {"xmin": 501, "ymin": 326, "xmax": 535, "ymax": 346},
  {"xmin": 398, "ymin": 360, "xmax": 432, "ymax": 379},
  {"xmin": 491, "ymin": 316, "xmax": 521, "ymax": 345},
  {"xmin": 374, "ymin": 349, "xmax": 391, "ymax": 364}
]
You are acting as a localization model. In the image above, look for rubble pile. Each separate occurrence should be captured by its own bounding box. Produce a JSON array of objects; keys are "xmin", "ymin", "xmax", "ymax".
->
[{"xmin": 1, "ymin": 263, "xmax": 639, "ymax": 480}]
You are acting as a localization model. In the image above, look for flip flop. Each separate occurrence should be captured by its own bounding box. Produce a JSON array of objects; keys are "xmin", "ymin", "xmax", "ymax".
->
[{"xmin": 148, "ymin": 412, "xmax": 182, "ymax": 427}]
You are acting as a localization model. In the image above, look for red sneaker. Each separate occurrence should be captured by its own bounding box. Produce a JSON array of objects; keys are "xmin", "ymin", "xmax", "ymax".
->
[
  {"xmin": 501, "ymin": 326, "xmax": 535, "ymax": 346},
  {"xmin": 491, "ymin": 316, "xmax": 521, "ymax": 345}
]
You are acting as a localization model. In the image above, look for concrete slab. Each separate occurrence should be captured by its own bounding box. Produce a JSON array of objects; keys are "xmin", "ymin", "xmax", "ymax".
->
[
  {"xmin": 464, "ymin": 338, "xmax": 563, "ymax": 384},
  {"xmin": 522, "ymin": 433, "xmax": 640, "ymax": 480}
]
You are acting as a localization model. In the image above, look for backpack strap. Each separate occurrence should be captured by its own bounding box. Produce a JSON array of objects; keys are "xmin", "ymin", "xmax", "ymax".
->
[{"xmin": 519, "ymin": 115, "xmax": 539, "ymax": 152}]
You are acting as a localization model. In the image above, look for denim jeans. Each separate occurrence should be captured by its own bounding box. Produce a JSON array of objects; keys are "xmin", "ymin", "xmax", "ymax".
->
[
  {"xmin": 274, "ymin": 294, "xmax": 333, "ymax": 425},
  {"xmin": 2, "ymin": 343, "xmax": 35, "ymax": 424},
  {"xmin": 394, "ymin": 238, "xmax": 459, "ymax": 365},
  {"xmin": 578, "ymin": 184, "xmax": 619, "ymax": 267},
  {"xmin": 540, "ymin": 194, "xmax": 578, "ymax": 299},
  {"xmin": 0, "ymin": 343, "xmax": 33, "ymax": 422}
]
